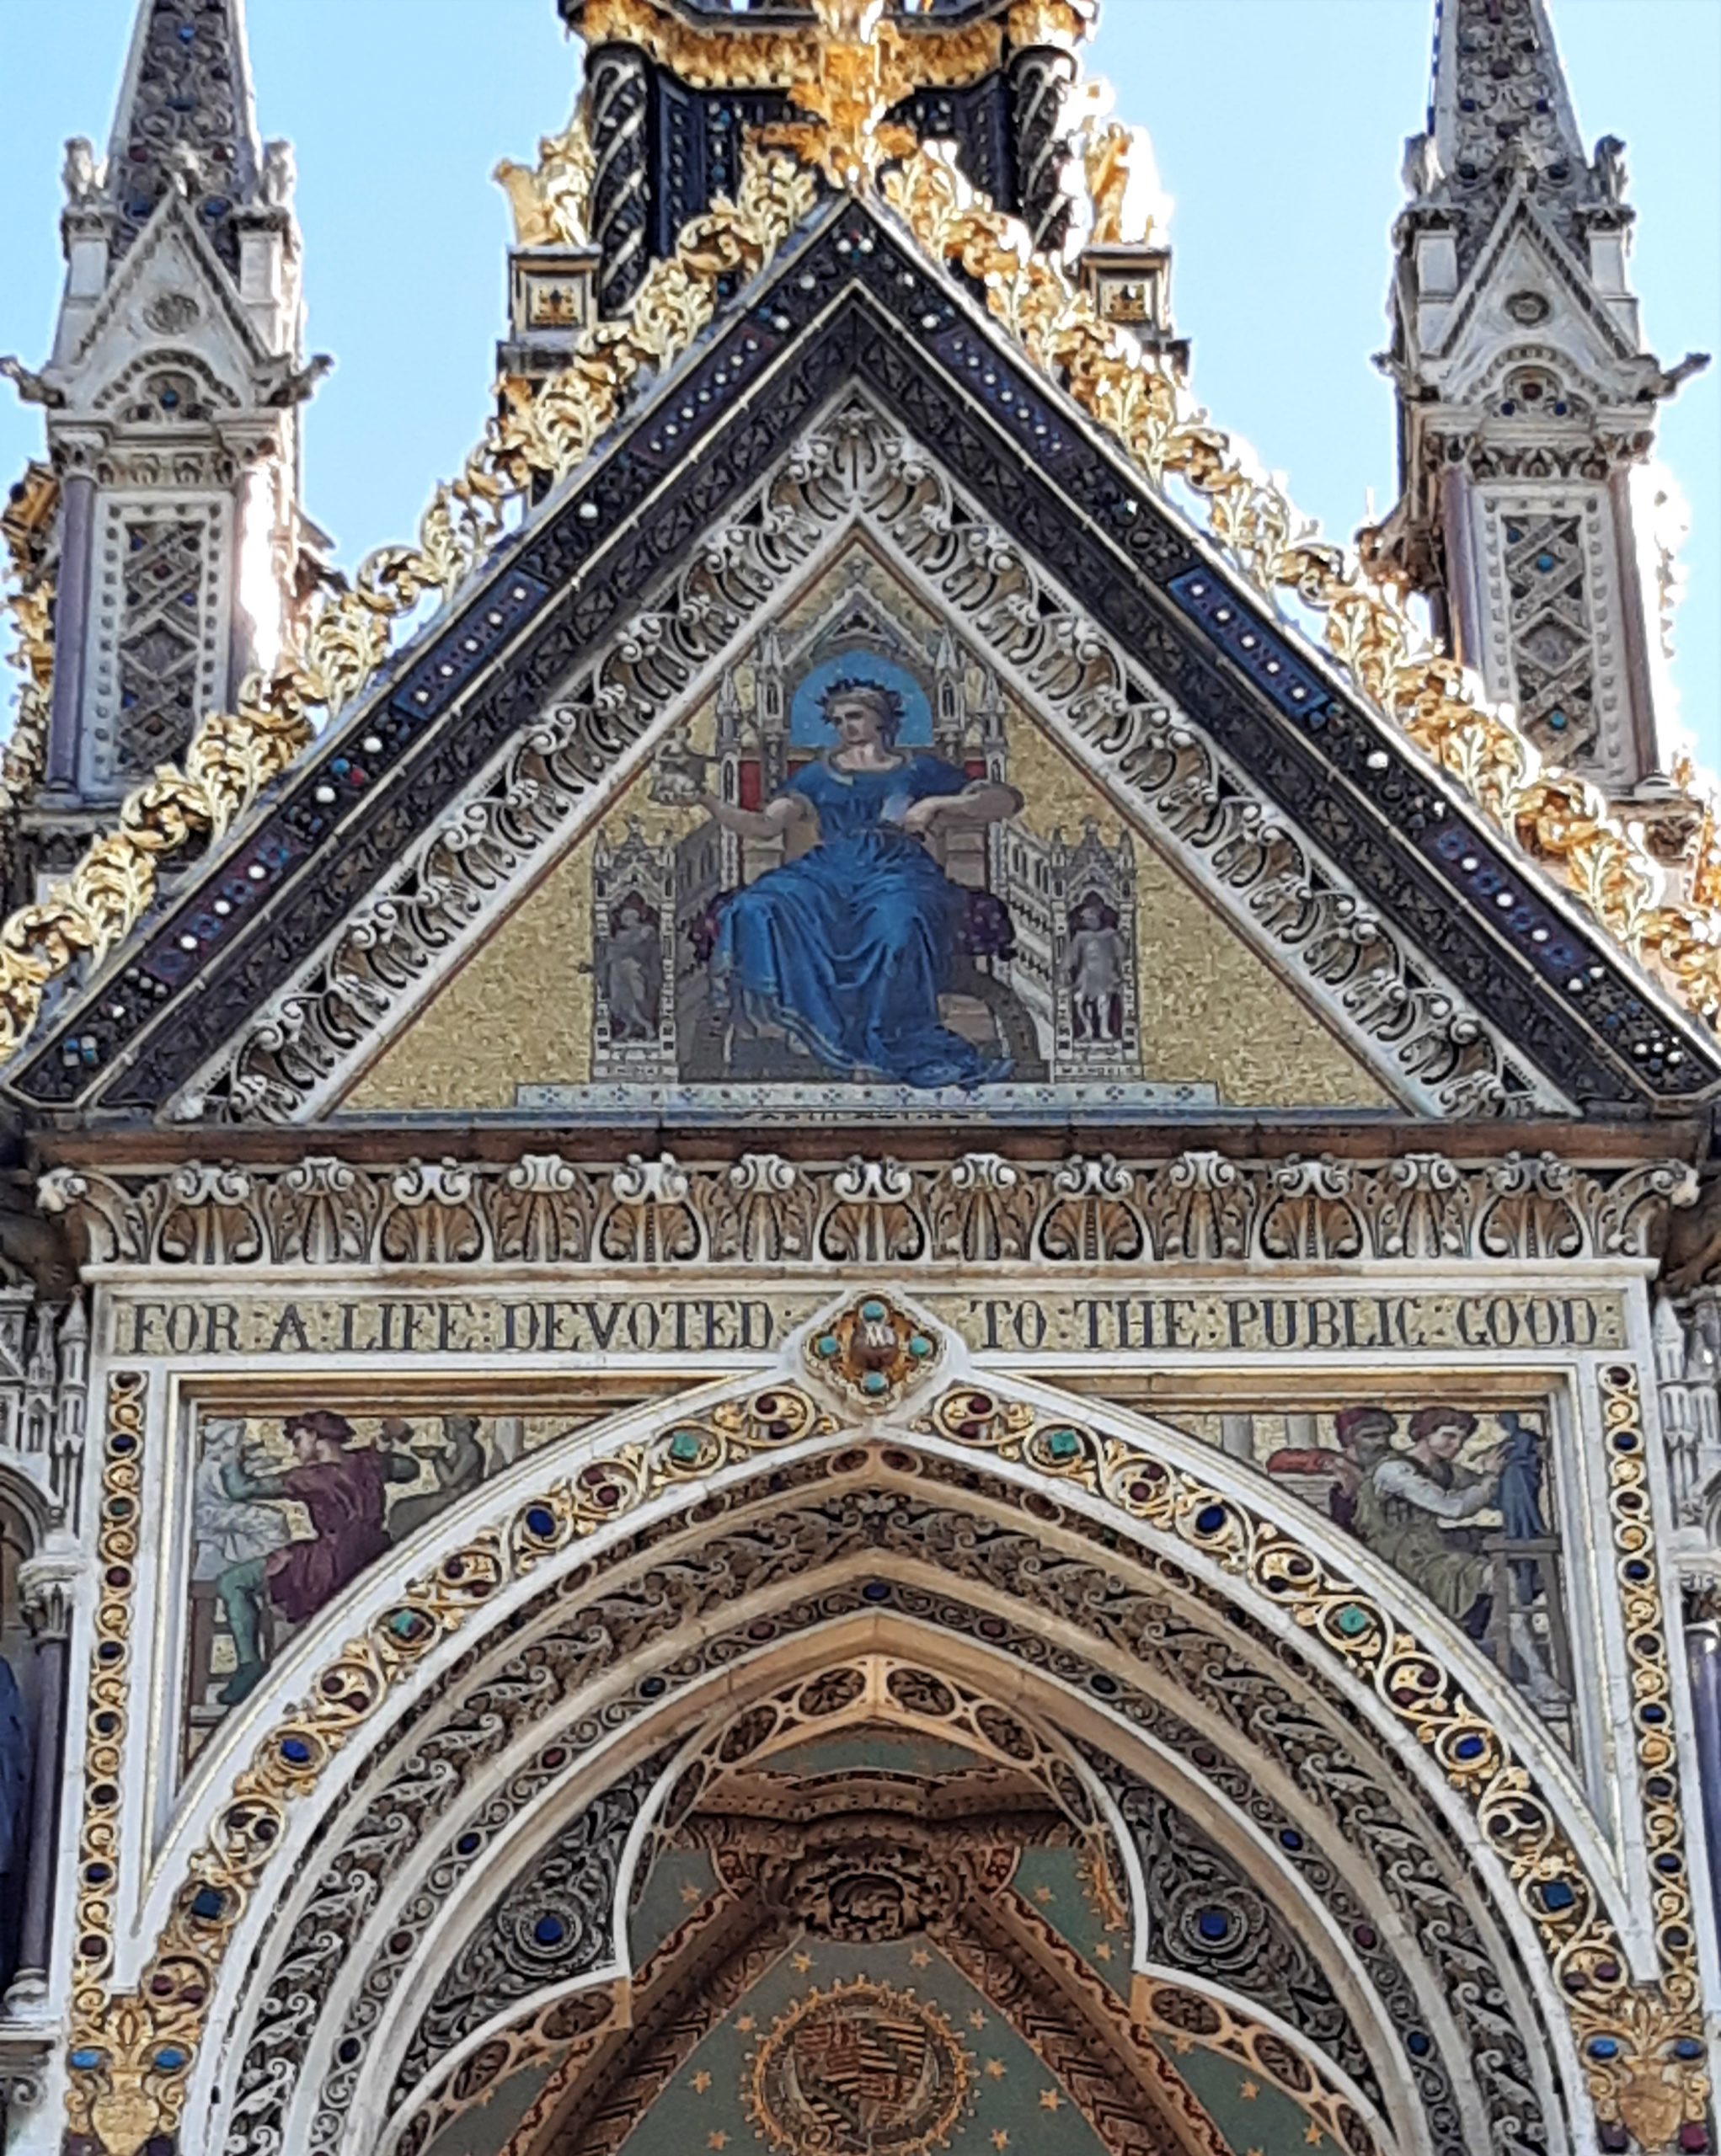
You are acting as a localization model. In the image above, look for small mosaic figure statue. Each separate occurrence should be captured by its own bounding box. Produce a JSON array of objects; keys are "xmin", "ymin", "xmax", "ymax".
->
[
  {"xmin": 1066, "ymin": 896, "xmax": 1127, "ymax": 1040},
  {"xmin": 601, "ymin": 896, "xmax": 663, "ymax": 1043}
]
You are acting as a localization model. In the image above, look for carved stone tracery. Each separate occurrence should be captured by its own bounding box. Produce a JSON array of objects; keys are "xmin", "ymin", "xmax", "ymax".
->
[{"xmin": 216, "ymin": 1458, "xmax": 1553, "ymax": 2156}]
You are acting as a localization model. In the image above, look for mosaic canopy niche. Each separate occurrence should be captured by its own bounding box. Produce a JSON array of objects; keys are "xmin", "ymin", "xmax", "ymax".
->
[
  {"xmin": 342, "ymin": 551, "xmax": 1388, "ymax": 1123},
  {"xmin": 452, "ymin": 1677, "xmax": 1357, "ymax": 2156}
]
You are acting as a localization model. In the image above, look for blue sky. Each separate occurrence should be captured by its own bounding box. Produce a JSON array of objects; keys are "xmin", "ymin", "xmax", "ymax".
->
[{"xmin": 2, "ymin": 0, "xmax": 1716, "ymax": 765}]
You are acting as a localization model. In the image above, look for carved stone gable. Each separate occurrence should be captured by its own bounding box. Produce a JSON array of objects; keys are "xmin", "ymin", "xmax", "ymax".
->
[{"xmin": 13, "ymin": 201, "xmax": 1717, "ymax": 1123}]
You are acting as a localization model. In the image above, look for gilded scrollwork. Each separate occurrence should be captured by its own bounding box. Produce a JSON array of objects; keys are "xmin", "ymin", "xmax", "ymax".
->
[
  {"xmin": 881, "ymin": 145, "xmax": 1721, "ymax": 1036},
  {"xmin": 0, "ymin": 568, "xmax": 54, "ymax": 857}
]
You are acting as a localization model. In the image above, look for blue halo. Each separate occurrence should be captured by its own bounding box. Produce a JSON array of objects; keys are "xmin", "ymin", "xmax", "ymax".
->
[{"xmin": 788, "ymin": 653, "xmax": 933, "ymax": 747}]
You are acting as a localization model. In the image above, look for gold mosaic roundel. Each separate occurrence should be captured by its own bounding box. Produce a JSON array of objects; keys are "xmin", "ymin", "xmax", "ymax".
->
[{"xmin": 746, "ymin": 1979, "xmax": 974, "ymax": 2154}]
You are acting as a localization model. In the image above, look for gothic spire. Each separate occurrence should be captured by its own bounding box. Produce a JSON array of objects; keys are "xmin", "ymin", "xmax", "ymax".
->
[
  {"xmin": 1380, "ymin": 0, "xmax": 1711, "ymax": 838},
  {"xmin": 0, "ymin": 0, "xmax": 318, "ymax": 896},
  {"xmin": 103, "ymin": 0, "xmax": 265, "ymax": 275},
  {"xmin": 1411, "ymin": 0, "xmax": 1627, "ymax": 280}
]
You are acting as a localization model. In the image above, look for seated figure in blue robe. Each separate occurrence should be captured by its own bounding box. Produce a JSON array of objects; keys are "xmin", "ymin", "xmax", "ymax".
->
[{"xmin": 697, "ymin": 677, "xmax": 1022, "ymax": 1087}]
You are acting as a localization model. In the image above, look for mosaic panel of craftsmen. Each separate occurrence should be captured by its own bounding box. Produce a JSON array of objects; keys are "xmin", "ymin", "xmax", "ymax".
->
[
  {"xmin": 182, "ymin": 1396, "xmax": 649, "ymax": 1765},
  {"xmin": 345, "ymin": 554, "xmax": 1388, "ymax": 1117},
  {"xmin": 1143, "ymin": 1393, "xmax": 1578, "ymax": 1748},
  {"xmin": 179, "ymin": 1385, "xmax": 1576, "ymax": 1766}
]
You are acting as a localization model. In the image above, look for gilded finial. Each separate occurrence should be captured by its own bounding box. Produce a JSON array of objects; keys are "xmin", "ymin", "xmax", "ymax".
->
[
  {"xmin": 1069, "ymin": 88, "xmax": 1166, "ymax": 249},
  {"xmin": 758, "ymin": 0, "xmax": 920, "ymax": 190},
  {"xmin": 494, "ymin": 157, "xmax": 559, "ymax": 247}
]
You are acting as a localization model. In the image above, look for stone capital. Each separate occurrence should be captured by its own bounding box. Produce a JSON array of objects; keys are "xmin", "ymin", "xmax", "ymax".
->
[{"xmin": 18, "ymin": 1534, "xmax": 83, "ymax": 1641}]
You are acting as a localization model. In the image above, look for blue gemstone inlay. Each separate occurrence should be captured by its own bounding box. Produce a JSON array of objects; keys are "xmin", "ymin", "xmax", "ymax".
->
[
  {"xmin": 1167, "ymin": 568, "xmax": 1336, "ymax": 726},
  {"xmin": 396, "ymin": 569, "xmax": 550, "ymax": 722}
]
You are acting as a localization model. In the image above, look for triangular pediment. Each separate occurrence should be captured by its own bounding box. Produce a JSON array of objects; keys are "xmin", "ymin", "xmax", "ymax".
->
[
  {"xmin": 51, "ymin": 190, "xmax": 274, "ymax": 416},
  {"xmin": 340, "ymin": 537, "xmax": 1392, "ymax": 1119},
  {"xmin": 13, "ymin": 195, "xmax": 1718, "ymax": 1125},
  {"xmin": 1428, "ymin": 193, "xmax": 1654, "ymax": 399}
]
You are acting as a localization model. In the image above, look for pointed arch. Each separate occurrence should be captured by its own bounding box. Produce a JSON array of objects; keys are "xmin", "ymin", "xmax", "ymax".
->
[
  {"xmin": 80, "ymin": 1319, "xmax": 1692, "ymax": 2156},
  {"xmin": 143, "ymin": 1381, "xmax": 1620, "ymax": 2155}
]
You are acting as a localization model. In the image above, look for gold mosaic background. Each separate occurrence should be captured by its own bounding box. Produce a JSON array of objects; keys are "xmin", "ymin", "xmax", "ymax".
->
[{"xmin": 345, "ymin": 558, "xmax": 1388, "ymax": 1113}]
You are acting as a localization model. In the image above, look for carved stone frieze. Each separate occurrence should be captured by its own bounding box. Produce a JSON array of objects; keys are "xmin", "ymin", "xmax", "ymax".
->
[
  {"xmin": 172, "ymin": 398, "xmax": 1567, "ymax": 1123},
  {"xmin": 37, "ymin": 1148, "xmax": 1692, "ymax": 1275}
]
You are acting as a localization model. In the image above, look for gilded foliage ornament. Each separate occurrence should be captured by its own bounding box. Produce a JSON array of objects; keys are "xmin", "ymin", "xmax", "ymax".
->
[
  {"xmin": 0, "ymin": 150, "xmax": 815, "ymax": 1062},
  {"xmin": 0, "ymin": 573, "xmax": 53, "ymax": 852},
  {"xmin": 760, "ymin": 0, "xmax": 932, "ymax": 189},
  {"xmin": 881, "ymin": 144, "xmax": 1721, "ymax": 1035},
  {"xmin": 8, "ymin": 81, "xmax": 1721, "ymax": 1061},
  {"xmin": 574, "ymin": 0, "xmax": 1070, "ymax": 99}
]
